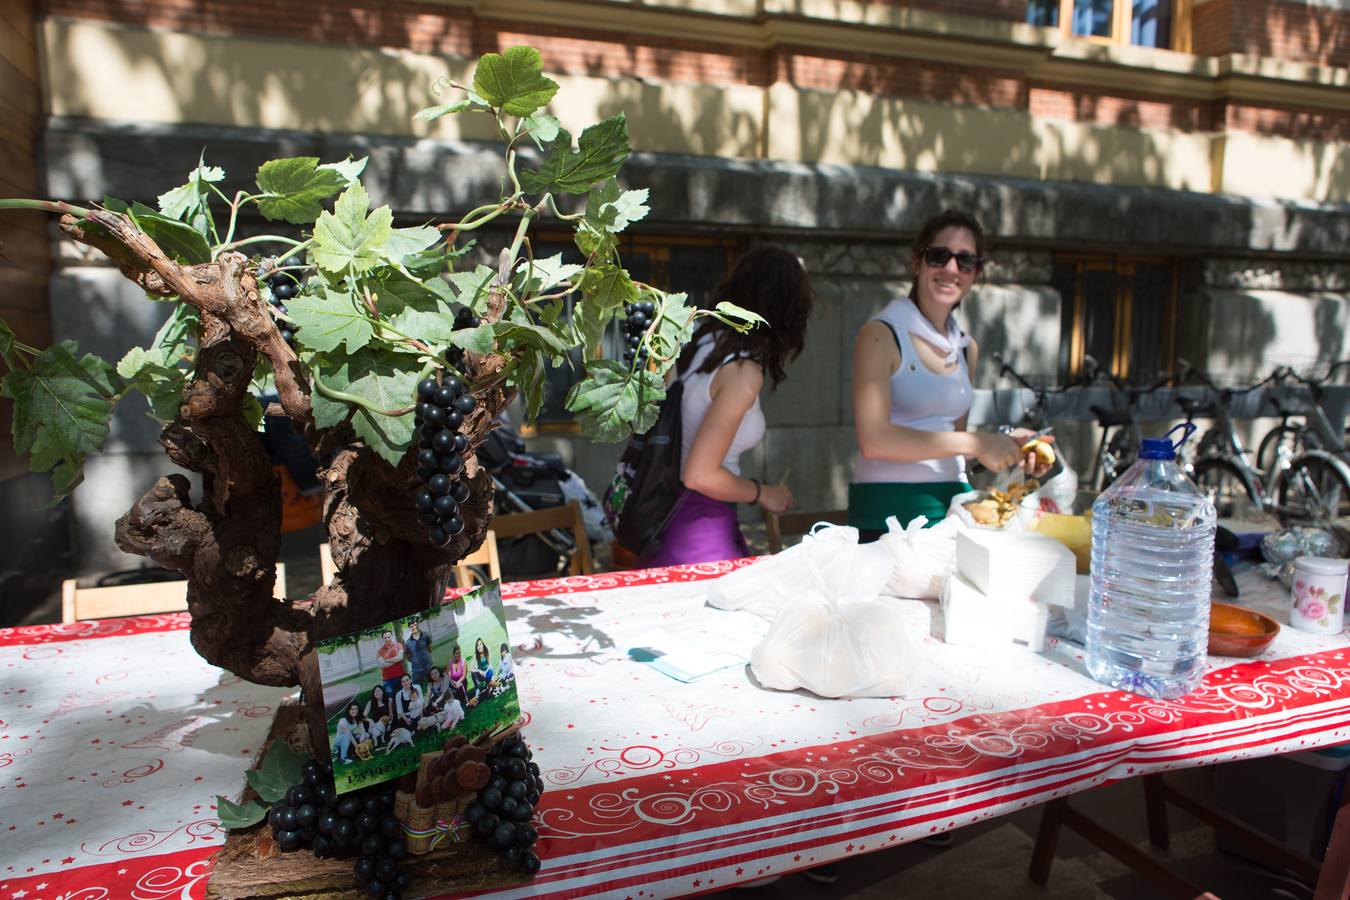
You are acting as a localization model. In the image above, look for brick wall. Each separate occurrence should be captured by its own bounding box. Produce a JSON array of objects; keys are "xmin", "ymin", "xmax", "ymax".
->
[
  {"xmin": 39, "ymin": 0, "xmax": 1348, "ymax": 144},
  {"xmin": 889, "ymin": 0, "xmax": 1029, "ymax": 22},
  {"xmin": 773, "ymin": 48, "xmax": 1027, "ymax": 109},
  {"xmin": 0, "ymin": 0, "xmax": 50, "ymax": 481},
  {"xmin": 1192, "ymin": 0, "xmax": 1349, "ymax": 67},
  {"xmin": 1029, "ymin": 83, "xmax": 1215, "ymax": 131}
]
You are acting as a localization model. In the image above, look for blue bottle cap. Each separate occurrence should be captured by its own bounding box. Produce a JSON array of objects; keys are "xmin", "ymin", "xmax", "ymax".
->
[{"xmin": 1138, "ymin": 438, "xmax": 1176, "ymax": 460}]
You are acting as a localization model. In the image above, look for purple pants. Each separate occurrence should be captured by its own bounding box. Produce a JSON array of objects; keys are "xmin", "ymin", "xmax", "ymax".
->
[{"xmin": 637, "ymin": 488, "xmax": 750, "ymax": 568}]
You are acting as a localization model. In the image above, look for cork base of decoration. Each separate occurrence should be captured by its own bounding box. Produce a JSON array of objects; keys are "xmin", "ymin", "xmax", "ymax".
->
[{"xmin": 205, "ymin": 701, "xmax": 529, "ymax": 900}]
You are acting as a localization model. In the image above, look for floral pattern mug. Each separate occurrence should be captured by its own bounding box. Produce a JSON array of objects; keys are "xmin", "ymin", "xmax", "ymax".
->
[{"xmin": 1291, "ymin": 556, "xmax": 1348, "ymax": 635}]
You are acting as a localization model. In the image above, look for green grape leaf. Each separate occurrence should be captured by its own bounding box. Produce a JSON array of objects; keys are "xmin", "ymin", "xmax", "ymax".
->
[
  {"xmin": 380, "ymin": 276, "xmax": 461, "ymax": 345},
  {"xmin": 2, "ymin": 341, "xmax": 119, "ymax": 498},
  {"xmin": 493, "ymin": 320, "xmax": 573, "ymax": 359},
  {"xmin": 574, "ymin": 295, "xmax": 610, "ymax": 357},
  {"xmin": 514, "ymin": 253, "xmax": 582, "ymax": 297},
  {"xmin": 244, "ymin": 738, "xmax": 307, "ymax": 804},
  {"xmin": 285, "ymin": 285, "xmax": 375, "ymax": 353},
  {"xmin": 518, "ymin": 115, "xmax": 631, "ymax": 196},
  {"xmin": 575, "ymin": 221, "xmax": 617, "ymax": 262},
  {"xmin": 451, "ymin": 321, "xmax": 496, "ymax": 355},
  {"xmin": 447, "ymin": 264, "xmax": 497, "ymax": 311},
  {"xmin": 522, "ymin": 112, "xmax": 562, "ymax": 149},
  {"xmin": 255, "ymin": 157, "xmax": 350, "ymax": 225},
  {"xmin": 472, "ymin": 46, "xmax": 559, "ymax": 118},
  {"xmin": 513, "ymin": 349, "xmax": 547, "ymax": 421},
  {"xmin": 318, "ymin": 155, "xmax": 368, "ymax": 184},
  {"xmin": 565, "ymin": 361, "xmax": 665, "ymax": 442},
  {"xmin": 713, "ymin": 301, "xmax": 768, "ymax": 331},
  {"xmin": 0, "ymin": 319, "xmax": 15, "ymax": 368},
  {"xmin": 380, "ymin": 225, "xmax": 442, "ymax": 266},
  {"xmin": 127, "ymin": 203, "xmax": 212, "ymax": 265},
  {"xmin": 587, "ymin": 178, "xmax": 649, "ymax": 233},
  {"xmin": 311, "ymin": 347, "xmax": 420, "ymax": 465},
  {"xmin": 312, "ymin": 182, "xmax": 394, "ymax": 276},
  {"xmin": 242, "ymin": 393, "xmax": 264, "ymax": 432},
  {"xmin": 216, "ymin": 795, "xmax": 267, "ymax": 831},
  {"xmin": 116, "ymin": 346, "xmax": 186, "ymax": 423},
  {"xmin": 156, "ymin": 156, "xmax": 224, "ymax": 232},
  {"xmin": 414, "ymin": 99, "xmax": 478, "ymax": 122},
  {"xmin": 650, "ymin": 292, "xmax": 697, "ymax": 378},
  {"xmin": 579, "ymin": 263, "xmax": 638, "ymax": 311}
]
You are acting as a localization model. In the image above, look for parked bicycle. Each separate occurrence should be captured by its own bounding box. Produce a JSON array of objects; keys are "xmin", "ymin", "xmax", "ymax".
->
[
  {"xmin": 1183, "ymin": 364, "xmax": 1350, "ymax": 525},
  {"xmin": 1254, "ymin": 359, "xmax": 1349, "ymax": 472},
  {"xmin": 1086, "ymin": 364, "xmax": 1176, "ymax": 491}
]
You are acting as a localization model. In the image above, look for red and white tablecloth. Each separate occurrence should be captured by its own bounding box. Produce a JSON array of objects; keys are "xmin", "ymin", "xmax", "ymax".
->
[{"xmin": 2, "ymin": 561, "xmax": 1348, "ymax": 900}]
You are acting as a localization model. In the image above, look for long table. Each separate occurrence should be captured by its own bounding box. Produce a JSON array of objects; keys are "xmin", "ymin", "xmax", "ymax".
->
[{"xmin": 1, "ymin": 561, "xmax": 1348, "ymax": 899}]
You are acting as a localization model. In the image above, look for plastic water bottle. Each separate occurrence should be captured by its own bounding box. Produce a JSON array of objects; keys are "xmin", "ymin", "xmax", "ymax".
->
[{"xmin": 1086, "ymin": 427, "xmax": 1216, "ymax": 699}]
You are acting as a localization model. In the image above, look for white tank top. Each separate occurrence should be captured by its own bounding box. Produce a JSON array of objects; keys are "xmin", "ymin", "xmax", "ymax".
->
[
  {"xmin": 853, "ymin": 298, "xmax": 973, "ymax": 484},
  {"xmin": 679, "ymin": 337, "xmax": 765, "ymax": 479}
]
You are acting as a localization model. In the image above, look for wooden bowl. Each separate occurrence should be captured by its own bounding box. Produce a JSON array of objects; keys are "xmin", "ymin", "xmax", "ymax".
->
[{"xmin": 1208, "ymin": 602, "xmax": 1280, "ymax": 657}]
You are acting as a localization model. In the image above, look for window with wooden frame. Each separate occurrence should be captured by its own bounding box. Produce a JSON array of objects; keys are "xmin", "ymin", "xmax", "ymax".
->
[
  {"xmin": 1053, "ymin": 254, "xmax": 1179, "ymax": 384},
  {"xmin": 1026, "ymin": 0, "xmax": 1194, "ymax": 52},
  {"xmin": 521, "ymin": 232, "xmax": 745, "ymax": 433}
]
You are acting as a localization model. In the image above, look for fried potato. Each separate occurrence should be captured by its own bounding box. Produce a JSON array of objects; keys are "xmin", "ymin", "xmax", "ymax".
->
[{"xmin": 961, "ymin": 479, "xmax": 1041, "ymax": 528}]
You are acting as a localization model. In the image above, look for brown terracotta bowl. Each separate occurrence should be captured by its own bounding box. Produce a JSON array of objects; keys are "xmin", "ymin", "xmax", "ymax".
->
[{"xmin": 1208, "ymin": 602, "xmax": 1280, "ymax": 657}]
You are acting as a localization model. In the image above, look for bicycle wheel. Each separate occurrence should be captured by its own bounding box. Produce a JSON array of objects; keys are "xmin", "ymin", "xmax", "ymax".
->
[
  {"xmin": 1193, "ymin": 458, "xmax": 1255, "ymax": 519},
  {"xmin": 1276, "ymin": 454, "xmax": 1350, "ymax": 524},
  {"xmin": 1256, "ymin": 424, "xmax": 1309, "ymax": 473}
]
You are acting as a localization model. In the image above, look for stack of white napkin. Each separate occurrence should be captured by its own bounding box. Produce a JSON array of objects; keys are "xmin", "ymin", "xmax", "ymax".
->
[{"xmin": 941, "ymin": 530, "xmax": 1076, "ymax": 652}]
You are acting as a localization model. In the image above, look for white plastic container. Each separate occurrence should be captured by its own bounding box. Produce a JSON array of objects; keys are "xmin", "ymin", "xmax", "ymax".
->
[{"xmin": 1290, "ymin": 556, "xmax": 1348, "ymax": 635}]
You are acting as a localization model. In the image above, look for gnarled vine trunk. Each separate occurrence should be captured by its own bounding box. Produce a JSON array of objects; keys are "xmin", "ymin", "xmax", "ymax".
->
[{"xmin": 64, "ymin": 210, "xmax": 512, "ymax": 746}]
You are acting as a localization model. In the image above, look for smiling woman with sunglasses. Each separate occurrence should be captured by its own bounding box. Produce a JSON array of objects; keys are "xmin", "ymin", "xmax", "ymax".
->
[{"xmin": 846, "ymin": 208, "xmax": 1046, "ymax": 540}]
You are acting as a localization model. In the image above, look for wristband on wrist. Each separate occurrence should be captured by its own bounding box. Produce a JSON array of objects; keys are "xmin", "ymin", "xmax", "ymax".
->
[{"xmin": 748, "ymin": 477, "xmax": 761, "ymax": 505}]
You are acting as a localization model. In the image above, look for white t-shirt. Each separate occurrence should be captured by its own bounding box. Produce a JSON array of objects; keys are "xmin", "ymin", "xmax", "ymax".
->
[{"xmin": 678, "ymin": 337, "xmax": 766, "ymax": 479}]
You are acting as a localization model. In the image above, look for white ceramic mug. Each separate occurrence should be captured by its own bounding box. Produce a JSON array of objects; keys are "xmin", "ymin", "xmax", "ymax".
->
[{"xmin": 1290, "ymin": 556, "xmax": 1348, "ymax": 635}]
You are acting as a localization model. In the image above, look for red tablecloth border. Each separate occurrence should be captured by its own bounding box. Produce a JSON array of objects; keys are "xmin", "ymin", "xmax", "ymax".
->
[{"xmin": 0, "ymin": 558, "xmax": 759, "ymax": 648}]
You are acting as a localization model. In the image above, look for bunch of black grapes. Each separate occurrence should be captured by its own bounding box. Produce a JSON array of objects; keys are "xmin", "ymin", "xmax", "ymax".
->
[
  {"xmin": 265, "ymin": 759, "xmax": 413, "ymax": 899},
  {"xmin": 462, "ymin": 732, "xmax": 543, "ymax": 875},
  {"xmin": 259, "ymin": 255, "xmax": 306, "ymax": 347},
  {"xmin": 413, "ymin": 373, "xmax": 475, "ymax": 547},
  {"xmin": 621, "ymin": 301, "xmax": 654, "ymax": 368},
  {"xmin": 443, "ymin": 304, "xmax": 482, "ymax": 374}
]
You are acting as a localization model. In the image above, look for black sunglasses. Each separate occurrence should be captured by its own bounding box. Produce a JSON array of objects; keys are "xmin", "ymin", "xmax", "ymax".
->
[{"xmin": 921, "ymin": 246, "xmax": 984, "ymax": 274}]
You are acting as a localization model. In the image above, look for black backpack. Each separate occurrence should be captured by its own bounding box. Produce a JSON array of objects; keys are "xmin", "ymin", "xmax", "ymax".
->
[{"xmin": 603, "ymin": 379, "xmax": 685, "ymax": 558}]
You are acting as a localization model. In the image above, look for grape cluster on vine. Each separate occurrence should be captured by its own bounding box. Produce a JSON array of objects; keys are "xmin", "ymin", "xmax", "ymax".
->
[
  {"xmin": 413, "ymin": 374, "xmax": 475, "ymax": 546},
  {"xmin": 260, "ymin": 254, "xmax": 306, "ymax": 347},
  {"xmin": 443, "ymin": 304, "xmax": 482, "ymax": 373},
  {"xmin": 462, "ymin": 732, "xmax": 543, "ymax": 875},
  {"xmin": 266, "ymin": 759, "xmax": 413, "ymax": 899},
  {"xmin": 621, "ymin": 301, "xmax": 654, "ymax": 368}
]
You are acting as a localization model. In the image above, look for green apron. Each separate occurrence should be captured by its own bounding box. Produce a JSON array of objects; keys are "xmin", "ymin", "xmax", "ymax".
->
[{"xmin": 847, "ymin": 481, "xmax": 970, "ymax": 532}]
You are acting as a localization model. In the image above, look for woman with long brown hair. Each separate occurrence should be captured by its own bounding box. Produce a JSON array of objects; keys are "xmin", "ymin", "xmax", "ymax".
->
[{"xmin": 638, "ymin": 246, "xmax": 815, "ymax": 567}]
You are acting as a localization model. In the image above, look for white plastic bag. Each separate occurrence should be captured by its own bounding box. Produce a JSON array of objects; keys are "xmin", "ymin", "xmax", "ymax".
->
[
  {"xmin": 707, "ymin": 523, "xmax": 889, "ymax": 622},
  {"xmin": 712, "ymin": 525, "xmax": 921, "ymax": 698},
  {"xmin": 877, "ymin": 515, "xmax": 962, "ymax": 600}
]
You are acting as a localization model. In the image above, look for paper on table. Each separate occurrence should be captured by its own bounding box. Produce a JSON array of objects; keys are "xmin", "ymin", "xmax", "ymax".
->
[{"xmin": 629, "ymin": 610, "xmax": 767, "ymax": 682}]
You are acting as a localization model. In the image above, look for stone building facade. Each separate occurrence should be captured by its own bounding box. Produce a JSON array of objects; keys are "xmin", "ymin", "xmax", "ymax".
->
[{"xmin": 1, "ymin": 0, "xmax": 1347, "ymax": 594}]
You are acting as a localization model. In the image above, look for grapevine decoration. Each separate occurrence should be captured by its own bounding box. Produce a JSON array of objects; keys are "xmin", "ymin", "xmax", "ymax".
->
[{"xmin": 0, "ymin": 46, "xmax": 762, "ymax": 746}]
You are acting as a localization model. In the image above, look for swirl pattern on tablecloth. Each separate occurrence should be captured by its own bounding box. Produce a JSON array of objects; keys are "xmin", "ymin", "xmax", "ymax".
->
[
  {"xmin": 536, "ymin": 656, "xmax": 1350, "ymax": 839},
  {"xmin": 0, "ymin": 614, "xmax": 192, "ymax": 646},
  {"xmin": 546, "ymin": 739, "xmax": 760, "ymax": 786},
  {"xmin": 79, "ymin": 818, "xmax": 221, "ymax": 856}
]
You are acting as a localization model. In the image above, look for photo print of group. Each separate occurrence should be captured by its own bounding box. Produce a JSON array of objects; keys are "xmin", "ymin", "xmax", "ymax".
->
[{"xmin": 317, "ymin": 581, "xmax": 520, "ymax": 793}]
